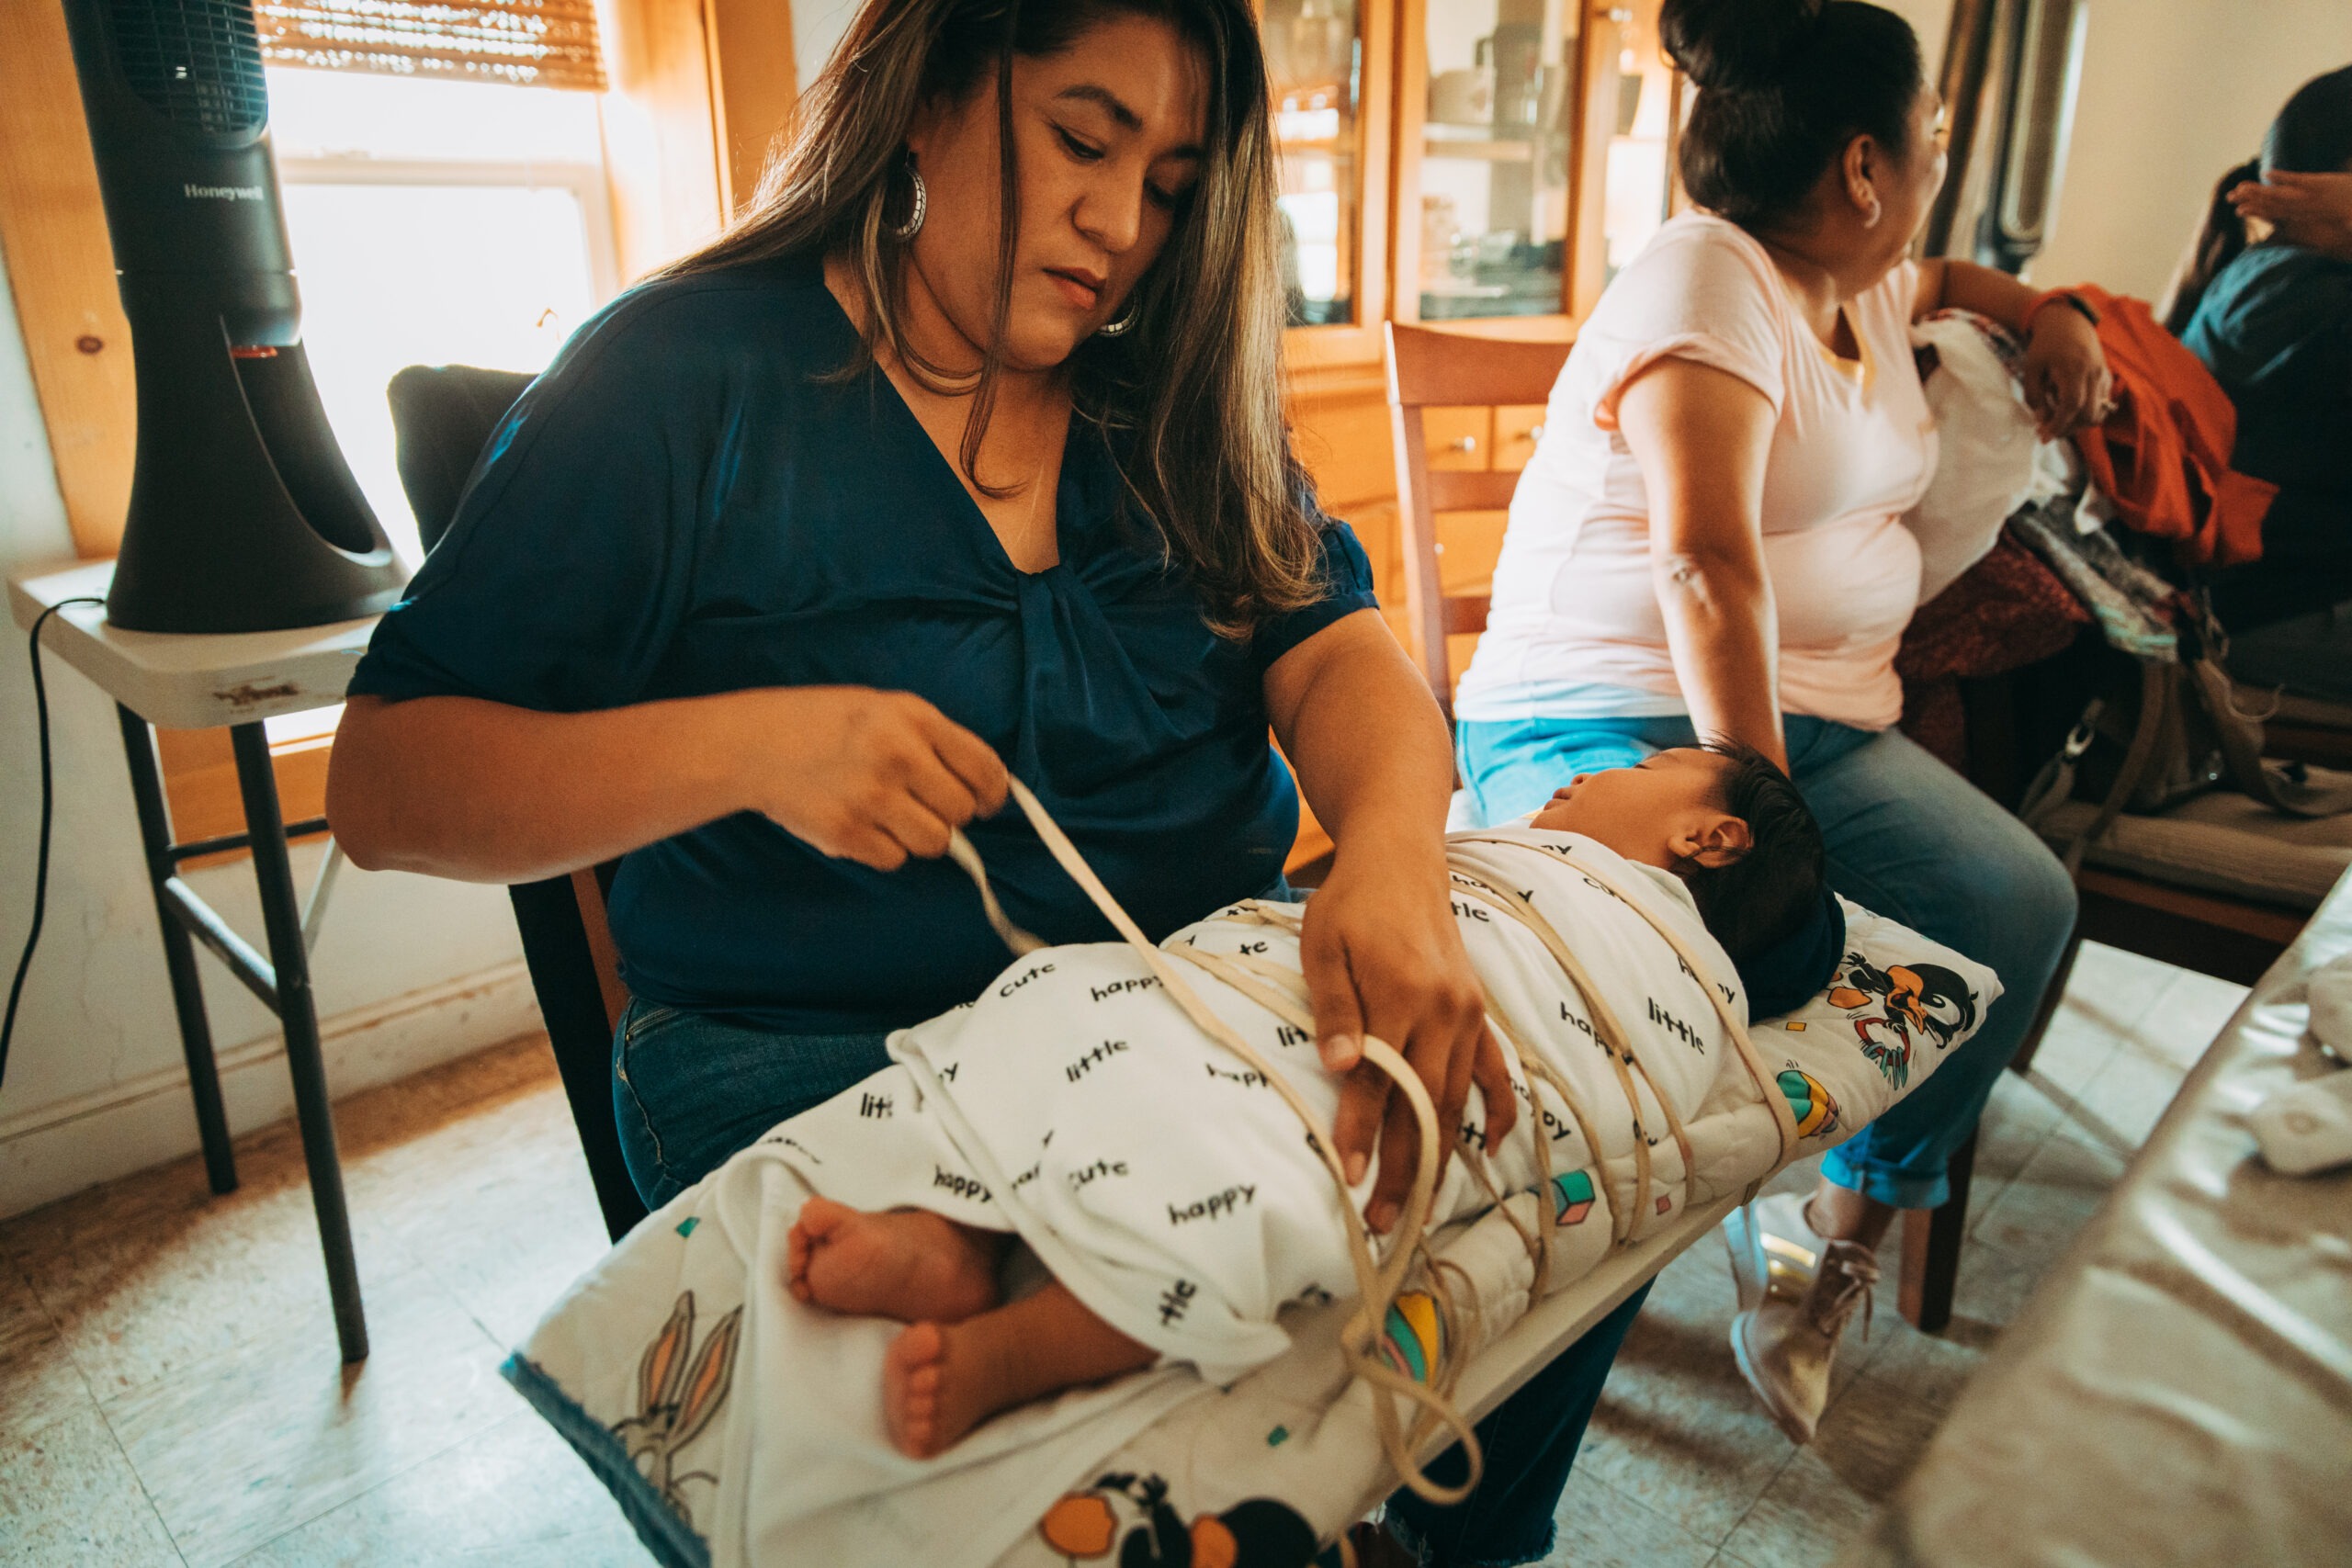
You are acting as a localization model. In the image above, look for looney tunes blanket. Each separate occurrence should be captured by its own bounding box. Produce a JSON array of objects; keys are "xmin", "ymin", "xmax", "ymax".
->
[{"xmin": 504, "ymin": 829, "xmax": 1998, "ymax": 1568}]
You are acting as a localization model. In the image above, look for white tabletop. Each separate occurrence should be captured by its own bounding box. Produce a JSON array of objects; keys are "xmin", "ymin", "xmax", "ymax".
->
[
  {"xmin": 8, "ymin": 560, "xmax": 382, "ymax": 730},
  {"xmin": 1840, "ymin": 870, "xmax": 2351, "ymax": 1568}
]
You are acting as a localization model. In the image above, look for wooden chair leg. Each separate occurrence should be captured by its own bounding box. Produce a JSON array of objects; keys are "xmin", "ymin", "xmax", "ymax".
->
[
  {"xmin": 1898, "ymin": 1127, "xmax": 1978, "ymax": 1334},
  {"xmin": 1892, "ymin": 909, "xmax": 2083, "ymax": 1332},
  {"xmin": 2007, "ymin": 920, "xmax": 2084, "ymax": 1079}
]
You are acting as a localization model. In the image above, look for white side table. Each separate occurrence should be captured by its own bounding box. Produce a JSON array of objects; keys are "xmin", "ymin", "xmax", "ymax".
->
[{"xmin": 9, "ymin": 559, "xmax": 383, "ymax": 1362}]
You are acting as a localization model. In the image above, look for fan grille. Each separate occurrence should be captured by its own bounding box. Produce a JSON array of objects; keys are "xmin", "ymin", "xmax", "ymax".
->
[{"xmin": 108, "ymin": 0, "xmax": 269, "ymax": 137}]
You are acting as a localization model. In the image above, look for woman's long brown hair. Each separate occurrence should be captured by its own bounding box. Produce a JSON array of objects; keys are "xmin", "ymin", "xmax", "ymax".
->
[{"xmin": 654, "ymin": 0, "xmax": 1324, "ymax": 637}]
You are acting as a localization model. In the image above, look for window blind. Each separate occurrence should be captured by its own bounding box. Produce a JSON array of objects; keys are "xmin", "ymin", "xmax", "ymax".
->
[{"xmin": 255, "ymin": 0, "xmax": 606, "ymax": 91}]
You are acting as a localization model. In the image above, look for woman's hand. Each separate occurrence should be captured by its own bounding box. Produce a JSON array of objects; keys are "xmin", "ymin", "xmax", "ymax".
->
[
  {"xmin": 738, "ymin": 686, "xmax": 1008, "ymax": 869},
  {"xmin": 1921, "ymin": 258, "xmax": 2114, "ymax": 441},
  {"xmin": 2019, "ymin": 303, "xmax": 2112, "ymax": 440},
  {"xmin": 1262, "ymin": 609, "xmax": 1513, "ymax": 1233},
  {"xmin": 1300, "ymin": 835, "xmax": 1518, "ymax": 1234},
  {"xmin": 2230, "ymin": 169, "xmax": 2352, "ymax": 261}
]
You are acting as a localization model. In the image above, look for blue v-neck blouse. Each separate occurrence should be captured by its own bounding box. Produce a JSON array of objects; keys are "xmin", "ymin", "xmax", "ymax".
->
[{"xmin": 349, "ymin": 255, "xmax": 1376, "ymax": 1032}]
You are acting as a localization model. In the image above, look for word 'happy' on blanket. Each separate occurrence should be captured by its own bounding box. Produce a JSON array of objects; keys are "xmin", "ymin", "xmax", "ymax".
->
[{"xmin": 1169, "ymin": 1185, "xmax": 1256, "ymax": 1226}]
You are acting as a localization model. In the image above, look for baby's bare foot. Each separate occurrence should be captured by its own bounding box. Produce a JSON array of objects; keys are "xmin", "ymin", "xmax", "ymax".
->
[
  {"xmin": 786, "ymin": 1198, "xmax": 1001, "ymax": 1323},
  {"xmin": 884, "ymin": 1320, "xmax": 1018, "ymax": 1458}
]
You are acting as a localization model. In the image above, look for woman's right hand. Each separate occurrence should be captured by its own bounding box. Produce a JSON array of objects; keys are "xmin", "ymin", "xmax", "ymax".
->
[
  {"xmin": 739, "ymin": 687, "xmax": 1008, "ymax": 870},
  {"xmin": 2230, "ymin": 170, "xmax": 2352, "ymax": 262}
]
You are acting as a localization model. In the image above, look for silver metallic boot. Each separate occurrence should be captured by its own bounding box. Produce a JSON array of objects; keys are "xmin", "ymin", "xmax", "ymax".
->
[
  {"xmin": 1721, "ymin": 1190, "xmax": 1827, "ymax": 1313},
  {"xmin": 1728, "ymin": 1235, "xmax": 1879, "ymax": 1444}
]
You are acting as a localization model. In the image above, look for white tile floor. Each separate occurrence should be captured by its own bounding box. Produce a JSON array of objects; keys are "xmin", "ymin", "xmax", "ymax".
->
[{"xmin": 0, "ymin": 943, "xmax": 2246, "ymax": 1566}]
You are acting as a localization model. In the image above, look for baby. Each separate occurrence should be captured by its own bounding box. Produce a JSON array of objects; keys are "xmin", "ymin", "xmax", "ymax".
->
[{"xmin": 785, "ymin": 746, "xmax": 1827, "ymax": 1458}]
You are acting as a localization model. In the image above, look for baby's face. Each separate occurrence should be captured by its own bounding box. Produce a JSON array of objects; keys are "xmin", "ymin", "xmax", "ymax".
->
[{"xmin": 1527, "ymin": 750, "xmax": 1747, "ymax": 871}]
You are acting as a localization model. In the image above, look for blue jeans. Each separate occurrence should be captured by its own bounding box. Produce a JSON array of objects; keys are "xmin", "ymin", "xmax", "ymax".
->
[
  {"xmin": 1381, "ymin": 1280, "xmax": 1652, "ymax": 1567},
  {"xmin": 611, "ymin": 999, "xmax": 893, "ymax": 1207},
  {"xmin": 1458, "ymin": 714, "xmax": 2078, "ymax": 1209},
  {"xmin": 611, "ymin": 977, "xmax": 1645, "ymax": 1564}
]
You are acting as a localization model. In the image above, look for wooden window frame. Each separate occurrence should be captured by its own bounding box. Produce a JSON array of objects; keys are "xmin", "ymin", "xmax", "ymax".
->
[{"xmin": 1275, "ymin": 0, "xmax": 1399, "ymax": 375}]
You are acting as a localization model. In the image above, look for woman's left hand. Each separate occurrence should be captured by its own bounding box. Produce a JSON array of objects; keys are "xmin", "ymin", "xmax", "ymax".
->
[
  {"xmin": 1298, "ymin": 837, "xmax": 1518, "ymax": 1234},
  {"xmin": 2019, "ymin": 303, "xmax": 2112, "ymax": 440}
]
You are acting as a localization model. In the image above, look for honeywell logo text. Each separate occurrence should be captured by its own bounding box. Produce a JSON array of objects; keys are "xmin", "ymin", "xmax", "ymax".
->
[{"xmin": 183, "ymin": 184, "xmax": 265, "ymax": 201}]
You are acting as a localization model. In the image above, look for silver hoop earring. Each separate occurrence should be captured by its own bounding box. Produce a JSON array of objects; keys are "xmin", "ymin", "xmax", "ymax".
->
[
  {"xmin": 892, "ymin": 164, "xmax": 927, "ymax": 242},
  {"xmin": 1095, "ymin": 304, "xmax": 1138, "ymax": 337}
]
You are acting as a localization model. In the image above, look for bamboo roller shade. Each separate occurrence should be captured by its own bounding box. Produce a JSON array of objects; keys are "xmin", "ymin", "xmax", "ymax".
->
[{"xmin": 254, "ymin": 0, "xmax": 606, "ymax": 90}]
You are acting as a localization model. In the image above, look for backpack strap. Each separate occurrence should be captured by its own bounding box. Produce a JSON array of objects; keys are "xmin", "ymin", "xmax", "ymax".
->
[{"xmin": 2185, "ymin": 655, "xmax": 2352, "ymax": 818}]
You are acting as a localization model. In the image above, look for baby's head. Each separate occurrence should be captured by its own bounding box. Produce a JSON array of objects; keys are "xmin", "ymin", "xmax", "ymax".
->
[{"xmin": 1528, "ymin": 745, "xmax": 1826, "ymax": 964}]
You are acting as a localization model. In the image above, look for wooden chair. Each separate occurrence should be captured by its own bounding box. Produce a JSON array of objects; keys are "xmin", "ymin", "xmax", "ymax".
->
[
  {"xmin": 1384, "ymin": 321, "xmax": 1572, "ymax": 712},
  {"xmin": 387, "ymin": 366, "xmax": 648, "ymax": 1243}
]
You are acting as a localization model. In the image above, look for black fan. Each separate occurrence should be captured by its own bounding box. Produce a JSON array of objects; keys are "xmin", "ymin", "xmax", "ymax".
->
[{"xmin": 61, "ymin": 0, "xmax": 408, "ymax": 633}]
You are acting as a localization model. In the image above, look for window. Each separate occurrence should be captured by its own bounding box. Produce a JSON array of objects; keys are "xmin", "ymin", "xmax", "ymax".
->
[{"xmin": 266, "ymin": 66, "xmax": 618, "ymax": 565}]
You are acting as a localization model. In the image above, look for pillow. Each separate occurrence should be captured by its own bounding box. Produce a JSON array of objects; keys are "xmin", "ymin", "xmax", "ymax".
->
[{"xmin": 1746, "ymin": 895, "xmax": 2007, "ymax": 1146}]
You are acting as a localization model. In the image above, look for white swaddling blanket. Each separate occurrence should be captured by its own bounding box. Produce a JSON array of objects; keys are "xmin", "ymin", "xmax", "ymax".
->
[
  {"xmin": 508, "ymin": 825, "xmax": 2000, "ymax": 1568},
  {"xmin": 855, "ymin": 828, "xmax": 1757, "ymax": 1385}
]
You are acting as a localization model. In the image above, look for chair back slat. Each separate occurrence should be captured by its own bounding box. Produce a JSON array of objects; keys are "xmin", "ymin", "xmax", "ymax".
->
[
  {"xmin": 1385, "ymin": 323, "xmax": 1577, "ymax": 409},
  {"xmin": 1444, "ymin": 595, "xmax": 1492, "ymax": 636},
  {"xmin": 1384, "ymin": 322, "xmax": 1571, "ymax": 708},
  {"xmin": 1426, "ymin": 470, "xmax": 1522, "ymax": 513}
]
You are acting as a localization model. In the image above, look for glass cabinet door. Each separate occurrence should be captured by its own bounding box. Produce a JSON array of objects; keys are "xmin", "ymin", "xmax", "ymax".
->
[
  {"xmin": 1263, "ymin": 0, "xmax": 1366, "ymax": 327},
  {"xmin": 1408, "ymin": 0, "xmax": 1582, "ymax": 321},
  {"xmin": 1393, "ymin": 0, "xmax": 1679, "ymax": 324}
]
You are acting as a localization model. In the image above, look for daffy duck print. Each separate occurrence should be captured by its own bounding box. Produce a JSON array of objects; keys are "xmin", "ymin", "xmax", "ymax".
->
[
  {"xmin": 1825, "ymin": 954, "xmax": 1978, "ymax": 1090},
  {"xmin": 610, "ymin": 1291, "xmax": 741, "ymax": 1521},
  {"xmin": 1039, "ymin": 1472, "xmax": 1318, "ymax": 1567}
]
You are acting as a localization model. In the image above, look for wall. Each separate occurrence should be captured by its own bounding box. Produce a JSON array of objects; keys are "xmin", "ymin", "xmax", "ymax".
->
[
  {"xmin": 789, "ymin": 0, "xmax": 861, "ymax": 94},
  {"xmin": 2029, "ymin": 0, "xmax": 2352, "ymax": 299},
  {"xmin": 1847, "ymin": 1, "xmax": 2352, "ymax": 300},
  {"xmin": 0, "ymin": 248, "xmax": 540, "ymax": 1220}
]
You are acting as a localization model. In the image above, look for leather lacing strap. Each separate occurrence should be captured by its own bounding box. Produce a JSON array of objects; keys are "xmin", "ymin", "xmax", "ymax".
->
[
  {"xmin": 945, "ymin": 791, "xmax": 1800, "ymax": 1506},
  {"xmin": 1448, "ymin": 838, "xmax": 1803, "ymax": 1169},
  {"xmin": 949, "ymin": 783, "xmax": 1479, "ymax": 1505}
]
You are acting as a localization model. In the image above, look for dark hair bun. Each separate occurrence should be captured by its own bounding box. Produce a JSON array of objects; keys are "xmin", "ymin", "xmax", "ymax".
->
[{"xmin": 1661, "ymin": 0, "xmax": 1825, "ymax": 93}]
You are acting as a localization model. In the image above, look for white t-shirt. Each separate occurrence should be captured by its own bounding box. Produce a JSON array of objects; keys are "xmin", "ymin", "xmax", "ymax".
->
[{"xmin": 1453, "ymin": 212, "xmax": 1937, "ymax": 731}]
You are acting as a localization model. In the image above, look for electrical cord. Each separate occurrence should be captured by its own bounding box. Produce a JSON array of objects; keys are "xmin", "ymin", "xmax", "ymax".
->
[{"xmin": 2, "ymin": 596, "xmax": 107, "ymax": 1099}]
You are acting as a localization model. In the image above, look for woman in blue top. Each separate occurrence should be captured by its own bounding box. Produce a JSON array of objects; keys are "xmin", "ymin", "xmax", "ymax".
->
[
  {"xmin": 2163, "ymin": 64, "xmax": 2352, "ymax": 696},
  {"xmin": 328, "ymin": 2, "xmax": 1634, "ymax": 1562}
]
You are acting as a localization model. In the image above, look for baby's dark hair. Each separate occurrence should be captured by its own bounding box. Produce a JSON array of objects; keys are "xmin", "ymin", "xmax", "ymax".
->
[{"xmin": 1681, "ymin": 741, "xmax": 1827, "ymax": 963}]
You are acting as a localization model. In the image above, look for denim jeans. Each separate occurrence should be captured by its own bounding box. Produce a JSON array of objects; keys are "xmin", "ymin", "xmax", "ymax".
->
[
  {"xmin": 611, "ymin": 958, "xmax": 1649, "ymax": 1564},
  {"xmin": 1458, "ymin": 713, "xmax": 2078, "ymax": 1209},
  {"xmin": 611, "ymin": 999, "xmax": 892, "ymax": 1205},
  {"xmin": 1380, "ymin": 1280, "xmax": 1652, "ymax": 1566}
]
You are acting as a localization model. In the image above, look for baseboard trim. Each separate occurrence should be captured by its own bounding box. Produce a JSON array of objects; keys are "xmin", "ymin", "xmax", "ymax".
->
[{"xmin": 0, "ymin": 960, "xmax": 544, "ymax": 1220}]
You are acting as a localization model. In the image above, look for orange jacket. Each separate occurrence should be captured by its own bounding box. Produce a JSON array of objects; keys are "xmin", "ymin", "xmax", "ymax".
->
[{"xmin": 2072, "ymin": 285, "xmax": 2274, "ymax": 567}]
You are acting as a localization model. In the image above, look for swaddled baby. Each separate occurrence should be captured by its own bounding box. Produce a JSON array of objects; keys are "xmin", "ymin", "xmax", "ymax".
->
[{"xmin": 783, "ymin": 746, "xmax": 1827, "ymax": 1458}]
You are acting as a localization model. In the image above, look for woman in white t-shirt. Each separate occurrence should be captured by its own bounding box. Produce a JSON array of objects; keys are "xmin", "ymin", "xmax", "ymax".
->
[{"xmin": 1448, "ymin": 0, "xmax": 2110, "ymax": 1454}]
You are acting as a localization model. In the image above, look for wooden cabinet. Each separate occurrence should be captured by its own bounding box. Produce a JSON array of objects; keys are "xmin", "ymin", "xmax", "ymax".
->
[{"xmin": 1274, "ymin": 0, "xmax": 1680, "ymax": 665}]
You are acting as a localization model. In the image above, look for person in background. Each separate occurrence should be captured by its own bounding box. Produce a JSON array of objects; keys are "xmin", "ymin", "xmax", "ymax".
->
[
  {"xmin": 1449, "ymin": 0, "xmax": 2108, "ymax": 1444},
  {"xmin": 2161, "ymin": 64, "xmax": 2352, "ymax": 697},
  {"xmin": 329, "ymin": 2, "xmax": 1645, "ymax": 1562}
]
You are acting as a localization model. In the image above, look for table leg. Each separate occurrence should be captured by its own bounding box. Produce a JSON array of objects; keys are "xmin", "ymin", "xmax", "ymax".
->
[
  {"xmin": 230, "ymin": 723, "xmax": 368, "ymax": 1363},
  {"xmin": 117, "ymin": 707, "xmax": 237, "ymax": 1196}
]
